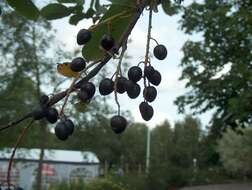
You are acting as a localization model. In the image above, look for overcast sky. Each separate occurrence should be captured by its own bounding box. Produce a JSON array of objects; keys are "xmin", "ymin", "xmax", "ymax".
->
[{"xmin": 49, "ymin": 0, "xmax": 213, "ymax": 128}]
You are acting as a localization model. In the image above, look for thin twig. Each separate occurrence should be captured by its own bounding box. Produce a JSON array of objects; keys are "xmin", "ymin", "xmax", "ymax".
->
[
  {"xmin": 114, "ymin": 41, "xmax": 127, "ymax": 115},
  {"xmin": 6, "ymin": 119, "xmax": 34, "ymax": 188}
]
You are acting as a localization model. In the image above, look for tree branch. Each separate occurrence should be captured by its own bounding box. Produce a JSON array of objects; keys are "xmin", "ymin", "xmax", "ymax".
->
[{"xmin": 0, "ymin": 1, "xmax": 147, "ymax": 131}]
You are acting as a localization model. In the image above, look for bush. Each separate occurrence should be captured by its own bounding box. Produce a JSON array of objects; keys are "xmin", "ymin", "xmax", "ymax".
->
[{"xmin": 85, "ymin": 178, "xmax": 128, "ymax": 190}]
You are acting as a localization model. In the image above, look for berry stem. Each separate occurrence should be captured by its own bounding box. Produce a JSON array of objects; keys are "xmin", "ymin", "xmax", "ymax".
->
[
  {"xmin": 7, "ymin": 119, "xmax": 34, "ymax": 188},
  {"xmin": 143, "ymin": 2, "xmax": 153, "ymax": 93},
  {"xmin": 114, "ymin": 42, "xmax": 127, "ymax": 115},
  {"xmin": 150, "ymin": 37, "xmax": 159, "ymax": 46}
]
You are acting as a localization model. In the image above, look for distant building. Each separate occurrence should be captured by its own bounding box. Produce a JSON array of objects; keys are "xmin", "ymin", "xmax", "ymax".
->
[{"xmin": 0, "ymin": 148, "xmax": 100, "ymax": 190}]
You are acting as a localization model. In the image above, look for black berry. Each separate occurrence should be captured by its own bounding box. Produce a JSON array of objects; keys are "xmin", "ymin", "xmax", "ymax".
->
[
  {"xmin": 39, "ymin": 94, "xmax": 49, "ymax": 106},
  {"xmin": 65, "ymin": 119, "xmax": 74, "ymax": 135},
  {"xmin": 55, "ymin": 121, "xmax": 69, "ymax": 141},
  {"xmin": 144, "ymin": 66, "xmax": 155, "ymax": 79},
  {"xmin": 125, "ymin": 80, "xmax": 141, "ymax": 99},
  {"xmin": 33, "ymin": 107, "xmax": 46, "ymax": 120},
  {"xmin": 99, "ymin": 78, "xmax": 114, "ymax": 95},
  {"xmin": 110, "ymin": 115, "xmax": 127, "ymax": 134},
  {"xmin": 143, "ymin": 86, "xmax": 157, "ymax": 102},
  {"xmin": 70, "ymin": 57, "xmax": 86, "ymax": 72},
  {"xmin": 46, "ymin": 107, "xmax": 58, "ymax": 124},
  {"xmin": 100, "ymin": 34, "xmax": 115, "ymax": 51},
  {"xmin": 77, "ymin": 29, "xmax": 92, "ymax": 45},
  {"xmin": 153, "ymin": 44, "xmax": 167, "ymax": 60},
  {"xmin": 81, "ymin": 82, "xmax": 96, "ymax": 99},
  {"xmin": 128, "ymin": 66, "xmax": 142, "ymax": 83},
  {"xmin": 148, "ymin": 70, "xmax": 161, "ymax": 86},
  {"xmin": 116, "ymin": 77, "xmax": 127, "ymax": 94},
  {"xmin": 139, "ymin": 102, "xmax": 154, "ymax": 121},
  {"xmin": 78, "ymin": 90, "xmax": 90, "ymax": 102}
]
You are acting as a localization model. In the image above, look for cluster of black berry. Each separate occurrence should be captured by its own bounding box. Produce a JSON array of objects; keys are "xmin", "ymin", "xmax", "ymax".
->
[{"xmin": 32, "ymin": 94, "xmax": 75, "ymax": 141}]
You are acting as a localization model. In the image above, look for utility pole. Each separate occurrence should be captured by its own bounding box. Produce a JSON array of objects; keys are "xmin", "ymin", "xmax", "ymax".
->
[{"xmin": 145, "ymin": 127, "xmax": 151, "ymax": 174}]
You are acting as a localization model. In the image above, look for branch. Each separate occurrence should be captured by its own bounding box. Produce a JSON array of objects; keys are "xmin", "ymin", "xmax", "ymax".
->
[{"xmin": 0, "ymin": 1, "xmax": 147, "ymax": 131}]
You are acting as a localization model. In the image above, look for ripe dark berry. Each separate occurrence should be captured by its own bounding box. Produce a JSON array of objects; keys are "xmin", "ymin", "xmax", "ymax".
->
[
  {"xmin": 77, "ymin": 29, "xmax": 91, "ymax": 45},
  {"xmin": 116, "ymin": 77, "xmax": 127, "ymax": 94},
  {"xmin": 125, "ymin": 80, "xmax": 141, "ymax": 99},
  {"xmin": 128, "ymin": 66, "xmax": 142, "ymax": 83},
  {"xmin": 70, "ymin": 57, "xmax": 86, "ymax": 72},
  {"xmin": 100, "ymin": 34, "xmax": 115, "ymax": 51},
  {"xmin": 99, "ymin": 78, "xmax": 114, "ymax": 95},
  {"xmin": 65, "ymin": 119, "xmax": 74, "ymax": 135},
  {"xmin": 81, "ymin": 82, "xmax": 96, "ymax": 99},
  {"xmin": 153, "ymin": 44, "xmax": 167, "ymax": 60},
  {"xmin": 39, "ymin": 94, "xmax": 49, "ymax": 106},
  {"xmin": 33, "ymin": 107, "xmax": 46, "ymax": 120},
  {"xmin": 46, "ymin": 107, "xmax": 58, "ymax": 124},
  {"xmin": 144, "ymin": 66, "xmax": 155, "ymax": 79},
  {"xmin": 110, "ymin": 115, "xmax": 127, "ymax": 134},
  {"xmin": 148, "ymin": 70, "xmax": 161, "ymax": 86},
  {"xmin": 143, "ymin": 86, "xmax": 157, "ymax": 102},
  {"xmin": 139, "ymin": 102, "xmax": 154, "ymax": 121},
  {"xmin": 78, "ymin": 90, "xmax": 89, "ymax": 102},
  {"xmin": 55, "ymin": 121, "xmax": 69, "ymax": 141}
]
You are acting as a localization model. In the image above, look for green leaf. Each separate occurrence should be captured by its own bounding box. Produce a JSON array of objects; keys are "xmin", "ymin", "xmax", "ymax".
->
[
  {"xmin": 82, "ymin": 5, "xmax": 134, "ymax": 61},
  {"xmin": 108, "ymin": 0, "xmax": 135, "ymax": 8},
  {"xmin": 69, "ymin": 13, "xmax": 85, "ymax": 25},
  {"xmin": 57, "ymin": 0, "xmax": 84, "ymax": 4},
  {"xmin": 74, "ymin": 102, "xmax": 89, "ymax": 112},
  {"xmin": 6, "ymin": 0, "xmax": 39, "ymax": 20},
  {"xmin": 41, "ymin": 3, "xmax": 71, "ymax": 20},
  {"xmin": 161, "ymin": 0, "xmax": 178, "ymax": 16}
]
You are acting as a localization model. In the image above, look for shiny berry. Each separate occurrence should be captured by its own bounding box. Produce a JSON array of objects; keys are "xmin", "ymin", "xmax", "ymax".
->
[
  {"xmin": 148, "ymin": 70, "xmax": 161, "ymax": 86},
  {"xmin": 143, "ymin": 86, "xmax": 157, "ymax": 102},
  {"xmin": 110, "ymin": 115, "xmax": 127, "ymax": 134},
  {"xmin": 99, "ymin": 78, "xmax": 114, "ymax": 95},
  {"xmin": 46, "ymin": 107, "xmax": 58, "ymax": 124},
  {"xmin": 125, "ymin": 80, "xmax": 141, "ymax": 99},
  {"xmin": 116, "ymin": 77, "xmax": 127, "ymax": 94},
  {"xmin": 100, "ymin": 34, "xmax": 115, "ymax": 51},
  {"xmin": 55, "ymin": 121, "xmax": 69, "ymax": 141},
  {"xmin": 128, "ymin": 66, "xmax": 142, "ymax": 83},
  {"xmin": 77, "ymin": 29, "xmax": 91, "ymax": 45},
  {"xmin": 78, "ymin": 90, "xmax": 89, "ymax": 102},
  {"xmin": 70, "ymin": 57, "xmax": 86, "ymax": 72},
  {"xmin": 144, "ymin": 66, "xmax": 155, "ymax": 79},
  {"xmin": 153, "ymin": 44, "xmax": 167, "ymax": 60},
  {"xmin": 65, "ymin": 119, "xmax": 74, "ymax": 135},
  {"xmin": 139, "ymin": 102, "xmax": 154, "ymax": 121},
  {"xmin": 81, "ymin": 82, "xmax": 96, "ymax": 98}
]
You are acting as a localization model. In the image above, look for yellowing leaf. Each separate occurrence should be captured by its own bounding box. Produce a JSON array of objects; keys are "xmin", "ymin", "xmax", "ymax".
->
[{"xmin": 57, "ymin": 62, "xmax": 80, "ymax": 78}]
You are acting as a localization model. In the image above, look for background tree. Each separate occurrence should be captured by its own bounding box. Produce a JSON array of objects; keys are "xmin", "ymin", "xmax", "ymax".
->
[
  {"xmin": 175, "ymin": 0, "xmax": 252, "ymax": 131},
  {"xmin": 217, "ymin": 126, "xmax": 252, "ymax": 177}
]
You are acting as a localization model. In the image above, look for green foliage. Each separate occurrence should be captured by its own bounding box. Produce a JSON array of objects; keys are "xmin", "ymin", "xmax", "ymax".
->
[
  {"xmin": 175, "ymin": 1, "xmax": 252, "ymax": 128},
  {"xmin": 49, "ymin": 179, "xmax": 85, "ymax": 190},
  {"xmin": 40, "ymin": 3, "xmax": 71, "ymax": 20},
  {"xmin": 217, "ymin": 126, "xmax": 252, "ymax": 176},
  {"xmin": 85, "ymin": 178, "xmax": 128, "ymax": 190},
  {"xmin": 6, "ymin": 0, "xmax": 39, "ymax": 20}
]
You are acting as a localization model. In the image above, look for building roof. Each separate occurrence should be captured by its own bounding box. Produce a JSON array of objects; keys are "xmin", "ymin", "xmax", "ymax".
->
[{"xmin": 0, "ymin": 148, "xmax": 99, "ymax": 164}]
